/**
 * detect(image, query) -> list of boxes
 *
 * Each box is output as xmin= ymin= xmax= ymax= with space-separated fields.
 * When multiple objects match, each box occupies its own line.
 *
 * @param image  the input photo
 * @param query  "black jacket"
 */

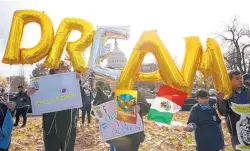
xmin=15 ymin=91 xmax=30 ymax=108
xmin=217 ymin=87 xmax=250 ymax=135
xmin=80 ymin=86 xmax=93 ymax=105
xmin=93 ymin=90 xmax=108 ymax=106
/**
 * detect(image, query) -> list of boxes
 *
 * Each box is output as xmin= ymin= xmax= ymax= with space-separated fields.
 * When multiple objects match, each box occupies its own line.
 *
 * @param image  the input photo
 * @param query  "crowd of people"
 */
xmin=1 ymin=60 xmax=250 ymax=151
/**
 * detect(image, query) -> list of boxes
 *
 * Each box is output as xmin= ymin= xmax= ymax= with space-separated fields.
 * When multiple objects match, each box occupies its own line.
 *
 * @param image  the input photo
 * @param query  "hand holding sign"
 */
xmin=30 ymin=72 xmax=82 ymax=115
xmin=115 ymin=90 xmax=138 ymax=124
xmin=27 ymin=87 xmax=37 ymax=97
xmin=93 ymin=100 xmax=144 ymax=142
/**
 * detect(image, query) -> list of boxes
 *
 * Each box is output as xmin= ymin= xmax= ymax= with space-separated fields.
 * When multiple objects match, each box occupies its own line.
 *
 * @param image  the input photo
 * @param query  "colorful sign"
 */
xmin=93 ymin=100 xmax=143 ymax=142
xmin=30 ymin=72 xmax=82 ymax=115
xmin=231 ymin=103 xmax=250 ymax=150
xmin=115 ymin=90 xmax=137 ymax=124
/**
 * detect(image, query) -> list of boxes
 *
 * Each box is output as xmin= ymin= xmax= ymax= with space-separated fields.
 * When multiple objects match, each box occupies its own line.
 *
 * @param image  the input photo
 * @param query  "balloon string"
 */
xmin=8 ymin=65 xmax=12 ymax=102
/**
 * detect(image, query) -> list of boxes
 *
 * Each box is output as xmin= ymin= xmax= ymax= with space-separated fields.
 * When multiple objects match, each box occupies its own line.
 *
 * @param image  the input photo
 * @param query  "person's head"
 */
xmin=196 ymin=89 xmax=209 ymax=104
xmin=133 ymin=86 xmax=138 ymax=91
xmin=6 ymin=101 xmax=16 ymax=112
xmin=243 ymin=73 xmax=250 ymax=86
xmin=49 ymin=69 xmax=56 ymax=75
xmin=51 ymin=60 xmax=72 ymax=74
xmin=229 ymin=70 xmax=243 ymax=89
xmin=18 ymin=86 xmax=24 ymax=92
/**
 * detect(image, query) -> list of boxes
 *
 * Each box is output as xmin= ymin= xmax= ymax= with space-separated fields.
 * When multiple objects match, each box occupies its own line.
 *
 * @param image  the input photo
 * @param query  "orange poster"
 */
xmin=115 ymin=89 xmax=137 ymax=124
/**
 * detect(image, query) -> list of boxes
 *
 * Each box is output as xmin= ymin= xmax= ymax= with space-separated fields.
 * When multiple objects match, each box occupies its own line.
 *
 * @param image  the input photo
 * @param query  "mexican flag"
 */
xmin=148 ymin=85 xmax=187 ymax=124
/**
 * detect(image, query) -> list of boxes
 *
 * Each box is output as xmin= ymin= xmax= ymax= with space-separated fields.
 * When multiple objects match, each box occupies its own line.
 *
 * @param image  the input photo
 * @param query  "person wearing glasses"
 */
xmin=216 ymin=70 xmax=250 ymax=151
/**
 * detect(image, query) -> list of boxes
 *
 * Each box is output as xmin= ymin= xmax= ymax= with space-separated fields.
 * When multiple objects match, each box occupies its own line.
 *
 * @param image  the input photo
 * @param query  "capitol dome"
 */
xmin=106 ymin=39 xmax=127 ymax=70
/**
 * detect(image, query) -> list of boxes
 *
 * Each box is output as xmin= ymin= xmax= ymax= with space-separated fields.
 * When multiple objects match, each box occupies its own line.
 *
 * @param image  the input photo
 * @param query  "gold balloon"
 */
xmin=138 ymin=71 xmax=161 ymax=82
xmin=117 ymin=31 xmax=231 ymax=98
xmin=2 ymin=10 xmax=54 ymax=64
xmin=180 ymin=38 xmax=231 ymax=98
xmin=44 ymin=18 xmax=95 ymax=73
xmin=206 ymin=38 xmax=232 ymax=99
xmin=180 ymin=37 xmax=203 ymax=97
xmin=116 ymin=30 xmax=188 ymax=90
xmin=198 ymin=51 xmax=211 ymax=78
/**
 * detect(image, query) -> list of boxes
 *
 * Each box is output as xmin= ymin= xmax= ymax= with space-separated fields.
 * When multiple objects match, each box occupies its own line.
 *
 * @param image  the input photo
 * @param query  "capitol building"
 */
xmin=106 ymin=39 xmax=127 ymax=70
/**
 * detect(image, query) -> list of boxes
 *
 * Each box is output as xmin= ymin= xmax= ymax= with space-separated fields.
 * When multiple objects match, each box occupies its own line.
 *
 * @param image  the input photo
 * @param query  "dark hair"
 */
xmin=94 ymin=86 xmax=108 ymax=105
xmin=229 ymin=70 xmax=241 ymax=80
xmin=49 ymin=60 xmax=71 ymax=75
xmin=1 ymin=88 xmax=4 ymax=93
xmin=196 ymin=89 xmax=209 ymax=98
xmin=18 ymin=86 xmax=23 ymax=89
xmin=49 ymin=69 xmax=56 ymax=75
xmin=243 ymin=73 xmax=250 ymax=81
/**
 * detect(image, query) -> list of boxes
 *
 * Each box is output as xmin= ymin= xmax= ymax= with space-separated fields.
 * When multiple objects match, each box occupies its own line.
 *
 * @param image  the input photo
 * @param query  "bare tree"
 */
xmin=215 ymin=15 xmax=250 ymax=73
xmin=194 ymin=72 xmax=213 ymax=90
xmin=6 ymin=76 xmax=28 ymax=92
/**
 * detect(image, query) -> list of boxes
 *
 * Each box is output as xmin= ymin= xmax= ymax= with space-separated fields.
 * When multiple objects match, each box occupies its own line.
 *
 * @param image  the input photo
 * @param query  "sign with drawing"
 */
xmin=93 ymin=100 xmax=144 ymax=142
xmin=231 ymin=103 xmax=250 ymax=151
xmin=115 ymin=89 xmax=138 ymax=124
xmin=30 ymin=72 xmax=82 ymax=115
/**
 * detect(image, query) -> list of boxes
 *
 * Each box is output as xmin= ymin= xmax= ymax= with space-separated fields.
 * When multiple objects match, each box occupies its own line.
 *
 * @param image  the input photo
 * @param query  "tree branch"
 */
xmin=216 ymin=33 xmax=234 ymax=42
xmin=242 ymin=44 xmax=250 ymax=52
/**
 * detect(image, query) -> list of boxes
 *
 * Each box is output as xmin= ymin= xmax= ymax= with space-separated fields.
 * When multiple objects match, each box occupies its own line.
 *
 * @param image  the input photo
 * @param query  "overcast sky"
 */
xmin=0 ymin=0 xmax=250 ymax=79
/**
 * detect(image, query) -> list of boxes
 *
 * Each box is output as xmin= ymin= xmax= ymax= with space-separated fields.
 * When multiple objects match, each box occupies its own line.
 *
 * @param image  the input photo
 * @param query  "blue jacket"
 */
xmin=0 ymin=107 xmax=14 ymax=149
xmin=188 ymin=103 xmax=224 ymax=151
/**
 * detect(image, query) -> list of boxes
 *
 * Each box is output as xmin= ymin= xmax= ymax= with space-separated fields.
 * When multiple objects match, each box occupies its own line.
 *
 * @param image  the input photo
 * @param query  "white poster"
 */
xmin=30 ymin=72 xmax=82 ymax=115
xmin=231 ymin=103 xmax=250 ymax=151
xmin=93 ymin=100 xmax=144 ymax=142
